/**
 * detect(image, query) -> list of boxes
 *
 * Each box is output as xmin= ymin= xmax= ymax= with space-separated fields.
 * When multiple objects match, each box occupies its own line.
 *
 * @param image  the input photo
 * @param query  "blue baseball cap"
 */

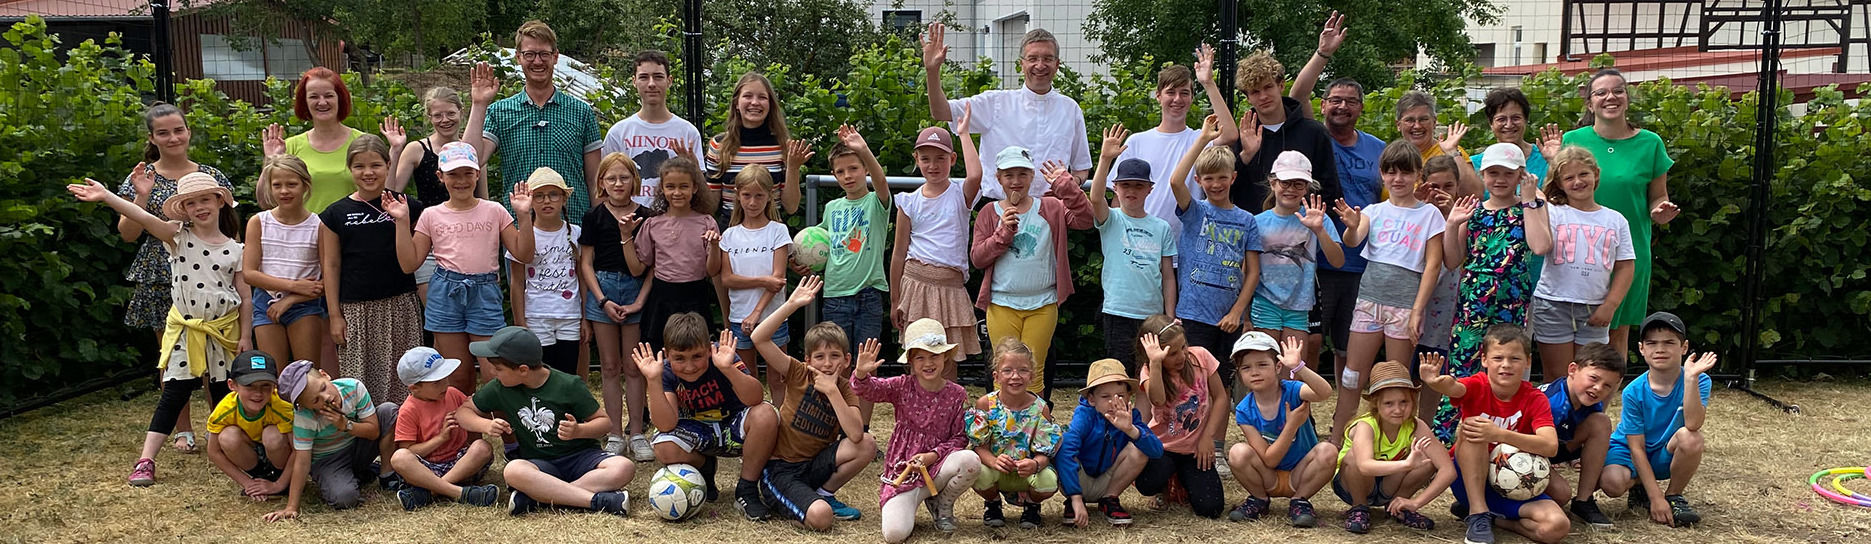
xmin=1112 ymin=158 xmax=1153 ymax=184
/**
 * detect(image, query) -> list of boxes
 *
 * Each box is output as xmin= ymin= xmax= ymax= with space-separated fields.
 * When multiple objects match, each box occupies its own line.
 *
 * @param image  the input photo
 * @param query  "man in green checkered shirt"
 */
xmin=465 ymin=20 xmax=603 ymax=224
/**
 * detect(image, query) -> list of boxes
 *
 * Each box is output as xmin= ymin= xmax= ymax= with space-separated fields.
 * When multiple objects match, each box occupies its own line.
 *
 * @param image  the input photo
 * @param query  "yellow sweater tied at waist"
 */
xmin=158 ymin=306 xmax=240 ymax=377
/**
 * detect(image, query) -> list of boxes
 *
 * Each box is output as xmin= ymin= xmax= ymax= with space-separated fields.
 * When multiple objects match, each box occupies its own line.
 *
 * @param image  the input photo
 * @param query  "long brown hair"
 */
xmin=713 ymin=72 xmax=789 ymax=172
xmin=1136 ymin=314 xmax=1195 ymax=402
xmin=142 ymin=103 xmax=186 ymax=163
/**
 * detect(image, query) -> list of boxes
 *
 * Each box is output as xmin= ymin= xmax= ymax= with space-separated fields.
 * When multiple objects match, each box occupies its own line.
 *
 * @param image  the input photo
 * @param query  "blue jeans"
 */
xmin=583 ymin=270 xmax=645 ymax=324
xmin=425 ymin=267 xmax=504 ymax=336
xmin=822 ymin=287 xmax=884 ymax=348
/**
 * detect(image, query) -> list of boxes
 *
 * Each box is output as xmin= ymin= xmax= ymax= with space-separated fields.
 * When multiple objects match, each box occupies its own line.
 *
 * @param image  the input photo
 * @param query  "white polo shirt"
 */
xmin=947 ymin=85 xmax=1093 ymax=200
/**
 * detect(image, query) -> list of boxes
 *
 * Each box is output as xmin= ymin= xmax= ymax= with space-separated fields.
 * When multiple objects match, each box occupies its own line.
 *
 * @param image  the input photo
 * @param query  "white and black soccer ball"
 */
xmin=1489 ymin=443 xmax=1553 ymax=501
xmin=647 ymin=463 xmax=709 ymax=521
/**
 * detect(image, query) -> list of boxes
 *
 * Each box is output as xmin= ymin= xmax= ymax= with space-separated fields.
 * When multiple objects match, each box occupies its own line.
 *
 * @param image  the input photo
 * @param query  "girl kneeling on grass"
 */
xmin=1333 ymin=360 xmax=1454 ymax=533
xmin=965 ymin=338 xmax=1063 ymax=529
xmin=1134 ymin=315 xmax=1230 ymax=519
xmin=71 ymin=171 xmax=247 ymax=486
xmin=853 ymin=318 xmax=981 ymax=543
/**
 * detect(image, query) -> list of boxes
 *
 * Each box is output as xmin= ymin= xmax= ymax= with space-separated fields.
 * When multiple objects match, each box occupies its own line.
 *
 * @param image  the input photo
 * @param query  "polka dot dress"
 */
xmin=161 ymin=228 xmax=243 ymax=382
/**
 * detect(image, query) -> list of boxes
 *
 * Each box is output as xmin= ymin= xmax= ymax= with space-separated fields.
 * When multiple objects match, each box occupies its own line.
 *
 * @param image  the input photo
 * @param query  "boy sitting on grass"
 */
xmin=389 ymin=347 xmax=499 ymax=510
xmin=749 ymin=275 xmax=876 ymax=529
xmin=636 ymin=312 xmax=782 ymax=520
xmin=265 ymin=359 xmax=399 ymax=521
xmin=205 ymin=350 xmax=295 ymax=501
xmin=1599 ymin=312 xmax=1715 ymax=528
xmin=456 ymin=326 xmax=636 ymax=516
xmin=1420 ymin=324 xmax=1569 ymax=544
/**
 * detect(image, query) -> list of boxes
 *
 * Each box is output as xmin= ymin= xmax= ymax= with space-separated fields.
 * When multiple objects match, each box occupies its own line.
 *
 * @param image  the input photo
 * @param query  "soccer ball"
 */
xmin=1489 ymin=443 xmax=1552 ymax=500
xmin=647 ymin=464 xmax=708 ymax=521
xmin=792 ymin=226 xmax=831 ymax=273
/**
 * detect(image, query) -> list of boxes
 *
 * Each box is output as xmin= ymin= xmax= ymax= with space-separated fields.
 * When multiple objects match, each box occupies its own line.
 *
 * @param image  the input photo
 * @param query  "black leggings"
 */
xmin=542 ymin=339 xmax=583 ymax=377
xmin=1136 ymin=451 xmax=1227 ymax=519
xmin=148 ymin=378 xmax=230 ymax=435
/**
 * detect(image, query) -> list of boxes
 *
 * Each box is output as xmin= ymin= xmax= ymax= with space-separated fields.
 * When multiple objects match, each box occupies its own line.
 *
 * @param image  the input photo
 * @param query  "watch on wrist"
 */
xmin=1521 ymin=199 xmax=1547 ymax=209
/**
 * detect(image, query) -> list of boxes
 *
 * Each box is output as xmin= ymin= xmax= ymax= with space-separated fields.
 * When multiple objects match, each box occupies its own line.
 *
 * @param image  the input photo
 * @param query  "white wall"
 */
xmin=868 ymin=0 xmax=1106 ymax=86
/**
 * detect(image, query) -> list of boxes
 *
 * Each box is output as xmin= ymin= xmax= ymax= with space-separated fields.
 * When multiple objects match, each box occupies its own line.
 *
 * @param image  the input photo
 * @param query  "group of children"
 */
xmin=73 ymin=49 xmax=1717 ymax=544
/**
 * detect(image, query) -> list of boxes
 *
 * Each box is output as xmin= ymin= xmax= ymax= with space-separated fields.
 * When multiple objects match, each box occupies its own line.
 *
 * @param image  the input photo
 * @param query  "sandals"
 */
xmin=170 ymin=431 xmax=199 ymax=454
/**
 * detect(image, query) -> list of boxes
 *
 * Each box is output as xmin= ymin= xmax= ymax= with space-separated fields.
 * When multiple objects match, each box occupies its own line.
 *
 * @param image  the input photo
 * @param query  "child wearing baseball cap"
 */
xmin=890 ymin=105 xmax=986 ymax=379
xmin=1223 ymin=331 xmax=1337 ymax=526
xmin=454 ymin=326 xmax=636 ymax=516
xmin=1087 ymin=124 xmax=1178 ymax=369
xmin=204 ymin=350 xmax=296 ymax=500
xmin=264 ymin=360 xmax=400 ymax=521
xmin=970 ymin=145 xmax=1095 ymax=399
xmin=387 ymin=347 xmax=499 ymax=511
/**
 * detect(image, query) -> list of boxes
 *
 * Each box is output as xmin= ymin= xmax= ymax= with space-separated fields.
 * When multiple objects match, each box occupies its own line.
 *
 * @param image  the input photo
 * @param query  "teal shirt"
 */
xmin=819 ymin=192 xmax=890 ymax=297
xmin=481 ymin=89 xmax=604 ymax=224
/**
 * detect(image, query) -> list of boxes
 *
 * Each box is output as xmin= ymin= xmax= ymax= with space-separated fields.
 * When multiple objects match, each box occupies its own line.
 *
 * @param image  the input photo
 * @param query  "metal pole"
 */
xmin=1217 ymin=0 xmax=1238 ymax=110
xmin=150 ymin=0 xmax=174 ymax=103
xmin=1737 ymin=0 xmax=1790 ymax=412
xmin=681 ymin=0 xmax=705 ymax=124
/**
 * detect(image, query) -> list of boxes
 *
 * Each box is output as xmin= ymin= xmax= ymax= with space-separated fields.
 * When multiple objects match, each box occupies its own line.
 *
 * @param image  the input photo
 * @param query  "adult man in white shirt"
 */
xmin=1117 ymin=44 xmax=1239 ymax=240
xmin=601 ymin=50 xmax=704 ymax=207
xmin=923 ymin=23 xmax=1092 ymax=200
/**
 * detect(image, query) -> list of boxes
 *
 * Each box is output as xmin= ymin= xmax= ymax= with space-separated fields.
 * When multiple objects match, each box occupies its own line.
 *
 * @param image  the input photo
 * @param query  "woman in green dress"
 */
xmin=1561 ymin=69 xmax=1680 ymax=356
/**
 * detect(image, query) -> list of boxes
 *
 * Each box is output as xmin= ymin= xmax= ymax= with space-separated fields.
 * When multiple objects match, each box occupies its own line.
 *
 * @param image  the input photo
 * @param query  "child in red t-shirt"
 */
xmin=1420 ymin=324 xmax=1569 ymax=544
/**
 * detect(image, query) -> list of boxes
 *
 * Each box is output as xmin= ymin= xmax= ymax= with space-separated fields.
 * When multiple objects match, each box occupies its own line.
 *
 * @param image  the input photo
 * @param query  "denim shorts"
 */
xmin=582 ymin=270 xmax=644 ymax=325
xmin=822 ymin=287 xmax=885 ymax=348
xmin=728 ymin=321 xmax=790 ymax=350
xmin=1251 ymin=296 xmax=1310 ymax=331
xmin=251 ymin=287 xmax=327 ymax=327
xmin=425 ymin=267 xmax=505 ymax=336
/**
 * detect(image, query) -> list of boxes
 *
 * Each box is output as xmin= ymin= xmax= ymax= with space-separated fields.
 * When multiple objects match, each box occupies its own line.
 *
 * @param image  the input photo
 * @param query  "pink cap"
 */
xmin=437 ymin=141 xmax=480 ymax=172
xmin=1270 ymin=151 xmax=1314 ymax=182
xmin=912 ymin=126 xmax=953 ymax=153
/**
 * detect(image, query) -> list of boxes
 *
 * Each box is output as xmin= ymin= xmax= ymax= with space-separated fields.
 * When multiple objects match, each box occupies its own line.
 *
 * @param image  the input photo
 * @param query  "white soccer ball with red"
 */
xmin=1489 ymin=443 xmax=1552 ymax=500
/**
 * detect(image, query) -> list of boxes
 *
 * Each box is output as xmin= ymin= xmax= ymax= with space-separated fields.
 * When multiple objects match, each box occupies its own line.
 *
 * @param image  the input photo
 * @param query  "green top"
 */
xmin=1561 ymin=127 xmax=1674 ymax=327
xmin=482 ymin=89 xmax=605 ymax=224
xmin=1336 ymin=413 xmax=1413 ymax=466
xmin=819 ymin=192 xmax=891 ymax=297
xmin=470 ymin=369 xmax=602 ymax=459
xmin=285 ymin=129 xmax=363 ymax=213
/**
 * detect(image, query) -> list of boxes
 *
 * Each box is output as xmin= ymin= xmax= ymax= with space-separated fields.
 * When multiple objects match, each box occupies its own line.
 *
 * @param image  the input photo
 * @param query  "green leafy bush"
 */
xmin=6 ymin=16 xmax=1868 ymax=405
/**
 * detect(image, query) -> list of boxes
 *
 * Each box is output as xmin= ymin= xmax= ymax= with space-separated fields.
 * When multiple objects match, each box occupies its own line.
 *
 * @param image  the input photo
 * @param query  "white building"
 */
xmin=866 ymin=1 xmax=1105 ymax=86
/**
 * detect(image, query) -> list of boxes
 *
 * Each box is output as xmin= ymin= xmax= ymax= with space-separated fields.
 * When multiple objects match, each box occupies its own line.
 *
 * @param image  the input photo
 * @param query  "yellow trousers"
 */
xmin=985 ymin=303 xmax=1058 ymax=394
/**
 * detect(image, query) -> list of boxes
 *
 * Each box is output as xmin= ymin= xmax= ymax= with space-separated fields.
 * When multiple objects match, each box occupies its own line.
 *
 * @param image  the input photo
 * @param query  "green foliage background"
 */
xmin=4 ymin=17 xmax=1867 ymax=405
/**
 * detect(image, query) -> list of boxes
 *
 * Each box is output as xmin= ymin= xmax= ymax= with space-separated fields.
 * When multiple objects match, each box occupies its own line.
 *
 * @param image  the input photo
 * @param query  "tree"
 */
xmin=196 ymin=0 xmax=484 ymax=65
xmin=701 ymin=0 xmax=885 ymax=79
xmin=1083 ymin=0 xmax=1499 ymax=90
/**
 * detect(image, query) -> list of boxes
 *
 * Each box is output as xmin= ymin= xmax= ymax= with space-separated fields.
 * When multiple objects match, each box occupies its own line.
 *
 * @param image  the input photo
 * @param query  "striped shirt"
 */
xmin=290 ymin=378 xmax=376 ymax=459
xmin=256 ymin=210 xmax=322 ymax=300
xmin=705 ymin=125 xmax=785 ymax=213
xmin=481 ymin=89 xmax=604 ymax=224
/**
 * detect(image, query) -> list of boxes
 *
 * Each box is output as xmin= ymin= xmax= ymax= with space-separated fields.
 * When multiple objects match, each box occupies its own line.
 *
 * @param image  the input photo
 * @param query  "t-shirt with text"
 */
xmin=415 ymin=199 xmax=514 ymax=275
xmin=1095 ymin=210 xmax=1177 ymax=319
xmin=1175 ymin=200 xmax=1262 ymax=326
xmin=661 ymin=353 xmax=753 ymax=423
xmin=819 ymin=192 xmax=890 ymax=297
xmin=506 ymin=223 xmax=582 ymax=319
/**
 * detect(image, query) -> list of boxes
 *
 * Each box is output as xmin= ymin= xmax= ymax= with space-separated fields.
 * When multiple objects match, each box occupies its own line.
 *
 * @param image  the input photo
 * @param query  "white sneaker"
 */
xmin=628 ymin=434 xmax=654 ymax=462
xmin=1215 ymin=450 xmax=1232 ymax=479
xmin=603 ymin=435 xmax=627 ymax=456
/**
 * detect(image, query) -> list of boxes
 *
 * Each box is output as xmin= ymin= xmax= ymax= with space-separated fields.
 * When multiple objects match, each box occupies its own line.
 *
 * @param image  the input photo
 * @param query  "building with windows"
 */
xmin=866 ymin=0 xmax=1107 ymax=84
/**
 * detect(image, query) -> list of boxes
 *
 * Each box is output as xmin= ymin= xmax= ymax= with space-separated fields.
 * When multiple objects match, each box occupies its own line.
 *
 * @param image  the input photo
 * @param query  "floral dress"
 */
xmin=114 ymin=165 xmax=232 ymax=329
xmin=852 ymin=374 xmax=970 ymax=505
xmin=1434 ymin=204 xmax=1534 ymax=442
xmin=964 ymin=391 xmax=1062 ymax=460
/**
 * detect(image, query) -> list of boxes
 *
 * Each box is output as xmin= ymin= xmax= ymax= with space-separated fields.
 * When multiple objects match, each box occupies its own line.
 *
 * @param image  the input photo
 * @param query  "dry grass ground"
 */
xmin=2 ymin=379 xmax=1867 ymax=544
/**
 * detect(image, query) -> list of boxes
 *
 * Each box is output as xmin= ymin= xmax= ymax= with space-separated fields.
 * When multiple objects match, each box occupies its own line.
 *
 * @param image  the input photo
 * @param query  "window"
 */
xmin=1474 ymin=43 xmax=1497 ymax=68
xmin=199 ymin=34 xmax=318 ymax=81
xmin=883 ymin=10 xmax=921 ymax=33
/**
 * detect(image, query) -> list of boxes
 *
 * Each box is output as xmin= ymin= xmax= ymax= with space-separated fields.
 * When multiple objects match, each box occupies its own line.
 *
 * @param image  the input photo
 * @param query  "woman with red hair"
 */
xmin=263 ymin=67 xmax=402 ymax=213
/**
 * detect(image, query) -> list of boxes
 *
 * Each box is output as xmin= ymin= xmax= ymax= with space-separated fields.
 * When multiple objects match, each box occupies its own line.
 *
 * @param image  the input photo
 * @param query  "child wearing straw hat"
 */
xmin=852 ymin=318 xmax=981 ymax=543
xmin=70 ymin=171 xmax=247 ymax=487
xmin=1056 ymin=358 xmax=1164 ymax=528
xmin=1332 ymin=360 xmax=1454 ymax=533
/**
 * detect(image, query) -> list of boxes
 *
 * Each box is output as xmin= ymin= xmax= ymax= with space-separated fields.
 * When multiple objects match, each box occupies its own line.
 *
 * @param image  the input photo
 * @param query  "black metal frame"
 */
xmin=1559 ymin=0 xmax=1866 ymax=71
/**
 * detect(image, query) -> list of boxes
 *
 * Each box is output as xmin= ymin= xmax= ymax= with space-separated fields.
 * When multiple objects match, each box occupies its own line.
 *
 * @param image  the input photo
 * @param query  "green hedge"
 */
xmin=4 ymin=17 xmax=1868 ymax=405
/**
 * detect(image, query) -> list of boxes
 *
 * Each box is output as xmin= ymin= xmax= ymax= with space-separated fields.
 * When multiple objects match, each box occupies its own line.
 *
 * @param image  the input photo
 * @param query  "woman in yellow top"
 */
xmin=261 ymin=67 xmax=404 ymax=213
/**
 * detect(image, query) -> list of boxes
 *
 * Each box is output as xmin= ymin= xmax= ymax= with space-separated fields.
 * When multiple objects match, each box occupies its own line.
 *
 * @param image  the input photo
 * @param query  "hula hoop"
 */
xmin=1808 ymin=467 xmax=1871 ymax=508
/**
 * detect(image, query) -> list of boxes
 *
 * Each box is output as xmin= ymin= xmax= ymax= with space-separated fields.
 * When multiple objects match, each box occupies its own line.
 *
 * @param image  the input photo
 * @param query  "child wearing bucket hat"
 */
xmin=1223 ymin=331 xmax=1336 ymax=526
xmin=406 ymin=141 xmax=538 ymax=393
xmin=1332 ymin=360 xmax=1453 ymax=534
xmin=70 ymin=171 xmax=246 ymax=487
xmin=851 ymin=318 xmax=981 ymax=542
xmin=970 ymin=145 xmax=1095 ymax=398
xmin=387 ymin=347 xmax=499 ymax=511
xmin=1057 ymin=357 xmax=1163 ymax=528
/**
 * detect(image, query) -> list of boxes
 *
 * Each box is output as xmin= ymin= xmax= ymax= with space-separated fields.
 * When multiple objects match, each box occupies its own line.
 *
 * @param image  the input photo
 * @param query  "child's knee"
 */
xmin=1581 ymin=412 xmax=1612 ymax=437
xmin=804 ymin=502 xmax=835 ymax=531
xmin=601 ymin=456 xmax=638 ymax=481
xmin=652 ymin=441 xmax=694 ymax=464
xmin=389 ymin=448 xmax=420 ymax=469
xmin=1533 ymin=511 xmax=1573 ymax=543
xmin=1599 ymin=466 xmax=1632 ymax=495
xmin=1307 ymin=442 xmax=1338 ymax=464
xmin=1671 ymin=428 xmax=1705 ymax=455
xmin=323 ymin=484 xmax=362 ymax=509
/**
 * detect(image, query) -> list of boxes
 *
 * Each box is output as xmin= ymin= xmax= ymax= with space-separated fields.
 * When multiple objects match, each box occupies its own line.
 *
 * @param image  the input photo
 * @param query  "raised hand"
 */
xmin=710 ymin=329 xmax=738 ymax=370
xmin=1194 ymin=43 xmax=1217 ymax=87
xmin=380 ymin=117 xmax=407 ymax=151
xmin=1447 ymin=195 xmax=1479 ymax=226
xmin=788 ymin=275 xmax=822 ymax=305
xmin=1539 ymin=123 xmax=1563 ymax=159
xmin=1417 ymin=351 xmax=1448 ymax=383
xmin=630 ymin=342 xmax=664 ymax=380
xmin=128 ymin=162 xmax=155 ymax=197
xmin=262 ymin=123 xmax=287 ymax=157
xmin=1684 ymin=352 xmax=1718 ymax=376
xmin=1102 ymin=405 xmax=1137 ymax=435
xmin=853 ymin=338 xmax=884 ymax=378
xmin=921 ymin=22 xmax=948 ymax=71
xmin=1100 ymin=125 xmax=1130 ymax=161
xmin=1334 ymin=198 xmax=1363 ymax=230
xmin=1199 ymin=113 xmax=1225 ymax=143
xmin=1300 ymin=194 xmax=1328 ymax=232
xmin=509 ymin=181 xmax=533 ymax=215
xmin=672 ymin=142 xmax=698 ymax=162
xmin=382 ymin=192 xmax=409 ymax=221
xmin=1408 ymin=436 xmax=1438 ymax=468
xmin=1140 ymin=332 xmax=1168 ymax=363
xmin=1236 ymin=110 xmax=1263 ymax=156
xmin=67 ymin=179 xmax=113 ymax=202
xmin=1519 ymin=170 xmax=1543 ymax=203
xmin=784 ymin=140 xmax=814 ymax=171
xmin=1279 ymin=335 xmax=1307 ymax=374
xmin=469 ymin=62 xmax=500 ymax=106
xmin=1650 ymin=200 xmax=1680 ymax=225
xmin=836 ymin=124 xmax=869 ymax=152
xmin=1316 ymin=11 xmax=1349 ymax=57
xmin=955 ymin=103 xmax=973 ymax=135
xmin=1439 ymin=121 xmax=1470 ymax=154
xmin=556 ymin=413 xmax=580 ymax=441
xmin=1420 ymin=184 xmax=1453 ymax=210
xmin=1039 ymin=159 xmax=1072 ymax=186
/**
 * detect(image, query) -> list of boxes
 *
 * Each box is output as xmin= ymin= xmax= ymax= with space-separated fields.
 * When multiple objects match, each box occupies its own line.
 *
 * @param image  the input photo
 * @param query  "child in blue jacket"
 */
xmin=1056 ymin=358 xmax=1164 ymax=527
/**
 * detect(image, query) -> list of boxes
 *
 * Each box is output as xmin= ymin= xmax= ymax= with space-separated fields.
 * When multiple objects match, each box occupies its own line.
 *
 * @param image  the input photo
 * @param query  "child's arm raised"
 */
xmin=1519 ymin=171 xmax=1552 ymax=256
xmin=957 ymin=105 xmax=983 ymax=204
xmin=754 ymin=275 xmax=820 ymax=378
xmin=1304 ymin=194 xmax=1346 ymax=268
xmin=1139 ymin=333 xmax=1171 ymax=407
xmin=68 ymin=179 xmax=181 ymax=244
xmin=501 ymin=182 xmax=537 ymax=264
xmin=1417 ymin=351 xmax=1467 ymax=399
xmin=1442 ymin=195 xmax=1475 ymax=271
xmin=782 ymin=140 xmax=813 ymax=217
xmin=838 ymin=125 xmax=892 ymax=210
xmin=1683 ymin=353 xmax=1716 ymax=432
xmin=1280 ymin=336 xmax=1334 ymax=402
xmin=708 ymin=329 xmax=765 ymax=406
xmin=115 ymin=164 xmax=154 ymax=243
xmin=1168 ymin=115 xmax=1225 ymax=212
xmin=1195 ymin=43 xmax=1241 ymax=145
xmin=630 ymin=343 xmax=680 ymax=432
xmin=1336 ymin=198 xmax=1368 ymax=247
xmin=385 ymin=193 xmax=423 ymax=274
xmin=1088 ymin=125 xmax=1128 ymax=226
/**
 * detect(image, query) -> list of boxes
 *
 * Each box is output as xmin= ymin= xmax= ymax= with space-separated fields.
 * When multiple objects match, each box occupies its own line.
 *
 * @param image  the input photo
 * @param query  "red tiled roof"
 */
xmin=0 ymin=0 xmax=218 ymax=18
xmin=1672 ymin=71 xmax=1871 ymax=101
xmin=1482 ymin=46 xmax=1843 ymax=76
